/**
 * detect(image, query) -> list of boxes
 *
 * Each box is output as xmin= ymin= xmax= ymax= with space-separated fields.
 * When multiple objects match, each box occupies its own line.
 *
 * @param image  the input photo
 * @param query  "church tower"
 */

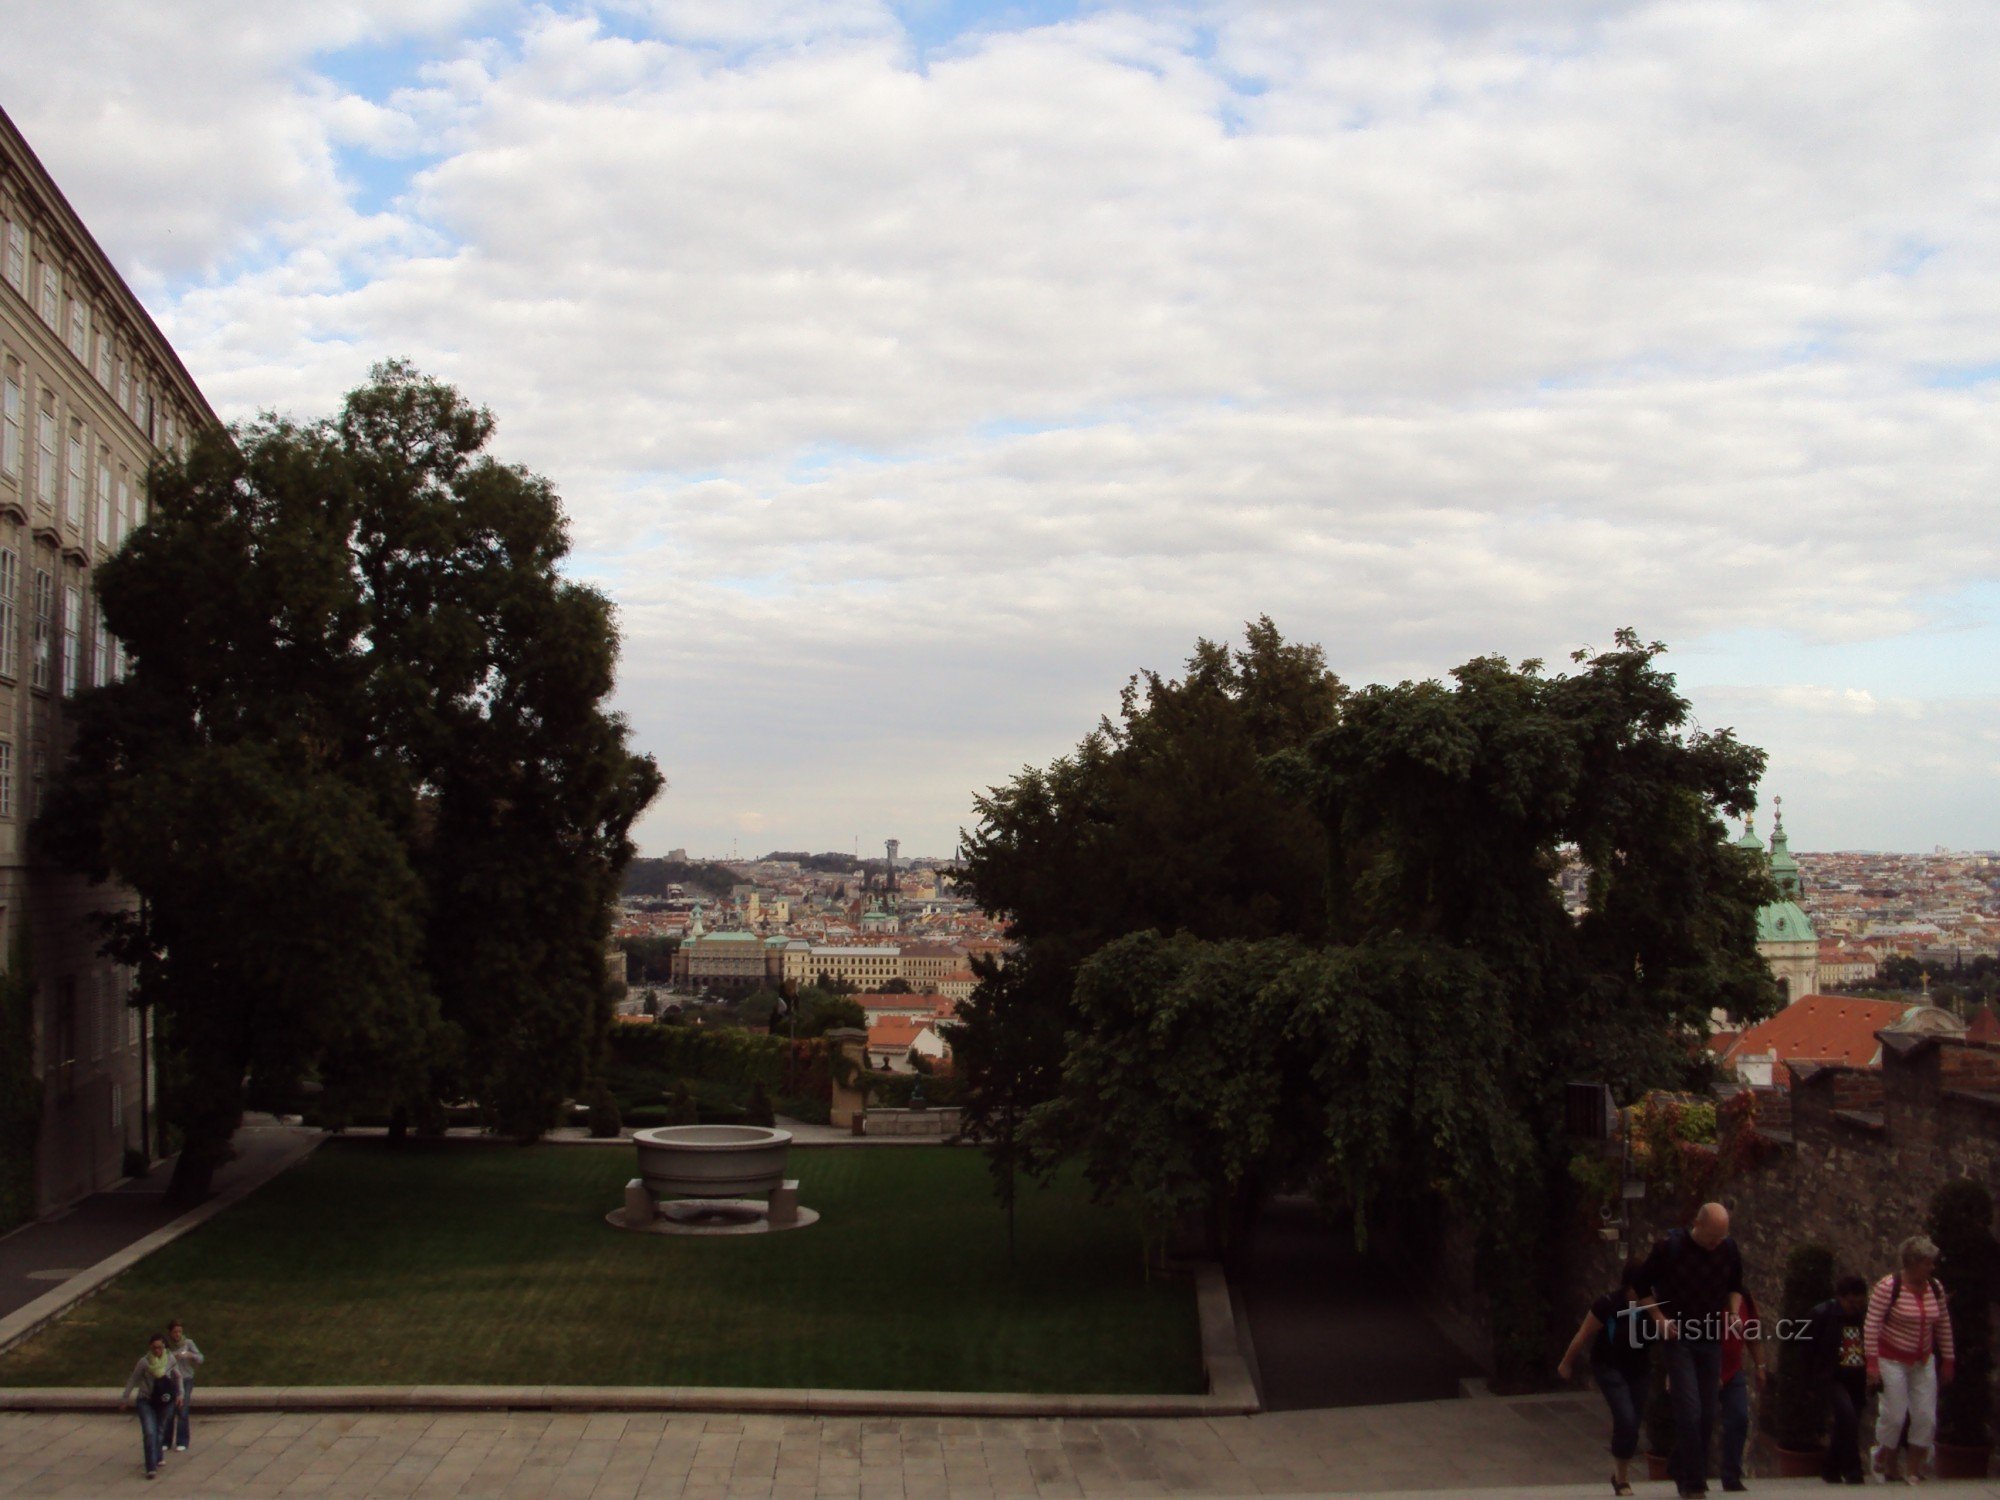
xmin=1750 ymin=800 xmax=1818 ymax=1003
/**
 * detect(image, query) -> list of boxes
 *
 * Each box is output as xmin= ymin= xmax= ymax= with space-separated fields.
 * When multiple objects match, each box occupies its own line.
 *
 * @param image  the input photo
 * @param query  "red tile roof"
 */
xmin=1968 ymin=1007 xmax=2000 ymax=1046
xmin=867 ymin=1017 xmax=933 ymax=1051
xmin=1724 ymin=994 xmax=1911 ymax=1081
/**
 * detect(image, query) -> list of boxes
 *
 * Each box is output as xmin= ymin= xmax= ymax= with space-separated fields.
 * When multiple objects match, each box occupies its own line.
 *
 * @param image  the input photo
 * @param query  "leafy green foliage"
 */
xmin=43 ymin=363 xmax=661 ymax=1187
xmin=0 ymin=935 xmax=41 ymax=1234
xmin=1774 ymin=1241 xmax=1836 ymax=1450
xmin=956 ymin=623 xmax=1773 ymax=1379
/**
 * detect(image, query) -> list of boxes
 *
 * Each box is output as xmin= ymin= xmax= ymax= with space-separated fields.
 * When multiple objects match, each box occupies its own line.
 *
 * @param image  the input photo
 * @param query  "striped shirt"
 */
xmin=1863 ymin=1272 xmax=1955 ymax=1377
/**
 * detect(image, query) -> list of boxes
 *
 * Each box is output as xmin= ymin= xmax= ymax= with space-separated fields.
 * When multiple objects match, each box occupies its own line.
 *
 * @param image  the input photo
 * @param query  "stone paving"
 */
xmin=0 ymin=1395 xmax=1618 ymax=1497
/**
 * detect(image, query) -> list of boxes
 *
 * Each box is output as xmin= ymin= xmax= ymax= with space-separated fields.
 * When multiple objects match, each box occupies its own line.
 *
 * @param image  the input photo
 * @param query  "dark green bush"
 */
xmin=1774 ymin=1241 xmax=1835 ymax=1451
xmin=586 ymin=1086 xmax=622 ymax=1139
xmin=745 ymin=1083 xmax=775 ymax=1127
xmin=1931 ymin=1177 xmax=1997 ymax=1448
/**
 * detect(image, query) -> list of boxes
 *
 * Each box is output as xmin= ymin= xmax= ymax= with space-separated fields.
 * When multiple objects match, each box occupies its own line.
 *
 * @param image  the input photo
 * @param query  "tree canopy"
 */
xmin=45 ymin=362 xmax=661 ymax=1194
xmin=953 ymin=624 xmax=1774 ymax=1377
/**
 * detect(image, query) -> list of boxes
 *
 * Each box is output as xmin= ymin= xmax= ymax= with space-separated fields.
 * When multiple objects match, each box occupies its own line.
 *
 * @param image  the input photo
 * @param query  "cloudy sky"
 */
xmin=6 ymin=0 xmax=1997 ymax=856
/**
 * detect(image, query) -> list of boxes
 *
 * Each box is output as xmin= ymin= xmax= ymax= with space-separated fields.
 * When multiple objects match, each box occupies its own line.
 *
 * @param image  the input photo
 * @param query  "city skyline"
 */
xmin=3 ymin=2 xmax=1996 ymax=855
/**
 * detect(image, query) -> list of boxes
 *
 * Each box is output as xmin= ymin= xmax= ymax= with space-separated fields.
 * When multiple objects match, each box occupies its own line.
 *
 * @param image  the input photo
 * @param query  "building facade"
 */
xmin=0 ymin=107 xmax=214 ymax=1216
xmin=1742 ymin=810 xmax=1820 ymax=1003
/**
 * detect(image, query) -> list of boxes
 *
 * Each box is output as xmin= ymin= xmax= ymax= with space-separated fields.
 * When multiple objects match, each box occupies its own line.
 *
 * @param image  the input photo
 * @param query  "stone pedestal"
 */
xmin=766 ymin=1178 xmax=800 ymax=1227
xmin=624 ymin=1177 xmax=657 ymax=1228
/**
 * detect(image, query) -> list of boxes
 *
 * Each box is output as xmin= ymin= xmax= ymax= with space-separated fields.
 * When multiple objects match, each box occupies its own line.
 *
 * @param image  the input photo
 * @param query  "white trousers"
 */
xmin=1874 ymin=1358 xmax=1938 ymax=1452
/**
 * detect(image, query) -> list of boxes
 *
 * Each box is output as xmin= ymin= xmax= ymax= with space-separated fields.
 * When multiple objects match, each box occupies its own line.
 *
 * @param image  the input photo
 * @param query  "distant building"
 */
xmin=1722 ymin=992 xmax=1966 ymax=1087
xmin=1741 ymin=808 xmax=1819 ymax=1002
xmin=2 ymin=106 xmax=216 ymax=1215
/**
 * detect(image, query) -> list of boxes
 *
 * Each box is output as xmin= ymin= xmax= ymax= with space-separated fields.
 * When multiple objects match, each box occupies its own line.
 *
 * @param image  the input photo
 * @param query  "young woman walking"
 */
xmin=1560 ymin=1259 xmax=1654 ymax=1496
xmin=118 ymin=1333 xmax=181 ymax=1480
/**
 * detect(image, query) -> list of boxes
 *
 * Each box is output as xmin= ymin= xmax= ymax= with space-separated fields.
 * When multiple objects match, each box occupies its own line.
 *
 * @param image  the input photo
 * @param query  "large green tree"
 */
xmin=955 ymin=626 xmax=1775 ymax=1379
xmin=45 ymin=363 xmax=660 ymax=1193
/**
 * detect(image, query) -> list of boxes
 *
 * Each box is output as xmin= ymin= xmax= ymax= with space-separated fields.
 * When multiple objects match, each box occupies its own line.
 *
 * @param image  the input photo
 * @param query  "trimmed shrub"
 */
xmin=587 ymin=1086 xmax=622 ymax=1139
xmin=1774 ymin=1241 xmax=1835 ymax=1451
xmin=1931 ymin=1177 xmax=1997 ymax=1448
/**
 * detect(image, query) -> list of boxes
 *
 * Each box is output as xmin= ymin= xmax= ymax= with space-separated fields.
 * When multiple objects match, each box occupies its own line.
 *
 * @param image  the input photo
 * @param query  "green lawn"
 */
xmin=0 ymin=1141 xmax=1201 ymax=1394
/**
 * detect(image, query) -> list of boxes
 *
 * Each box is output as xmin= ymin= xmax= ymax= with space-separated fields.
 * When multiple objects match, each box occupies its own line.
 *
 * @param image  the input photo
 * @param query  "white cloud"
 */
xmin=7 ymin=0 xmax=2000 ymax=853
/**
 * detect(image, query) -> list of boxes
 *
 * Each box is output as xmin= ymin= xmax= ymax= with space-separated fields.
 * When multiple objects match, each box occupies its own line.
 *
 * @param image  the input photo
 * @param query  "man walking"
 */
xmin=1637 ymin=1202 xmax=1745 ymax=1499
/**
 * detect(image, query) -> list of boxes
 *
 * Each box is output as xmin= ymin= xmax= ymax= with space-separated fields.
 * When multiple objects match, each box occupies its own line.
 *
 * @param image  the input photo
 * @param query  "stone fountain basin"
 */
xmin=632 ymin=1125 xmax=792 ymax=1199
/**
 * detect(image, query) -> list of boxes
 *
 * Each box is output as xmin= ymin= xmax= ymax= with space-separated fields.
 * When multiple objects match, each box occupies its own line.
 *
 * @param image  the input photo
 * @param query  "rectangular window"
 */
xmin=116 ymin=359 xmax=130 ymax=412
xmin=37 ymin=262 xmax=59 ymax=328
xmin=116 ymin=473 xmax=129 ymax=543
xmin=35 ymin=408 xmax=55 ymax=507
xmin=31 ymin=747 xmax=44 ymax=815
xmin=94 ymin=329 xmax=112 ymax=388
xmin=0 ymin=741 xmax=13 ymax=820
xmin=0 ymin=548 xmax=17 ymax=677
xmin=92 ymin=603 xmax=107 ymax=687
xmin=61 ymin=583 xmax=79 ymax=696
xmin=66 ymin=297 xmax=88 ymax=362
xmin=0 ymin=369 xmax=18 ymax=479
xmin=113 ymin=635 xmax=126 ymax=681
xmin=95 ymin=457 xmax=110 ymax=542
xmin=2 ymin=221 xmax=23 ymax=293
xmin=32 ymin=567 xmax=52 ymax=690
xmin=64 ymin=427 xmax=84 ymax=526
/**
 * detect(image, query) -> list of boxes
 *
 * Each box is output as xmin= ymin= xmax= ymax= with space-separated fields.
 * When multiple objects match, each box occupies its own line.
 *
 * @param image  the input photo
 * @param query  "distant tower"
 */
xmin=1749 ymin=798 xmax=1819 ymax=1004
xmin=885 ymin=839 xmax=900 ymax=895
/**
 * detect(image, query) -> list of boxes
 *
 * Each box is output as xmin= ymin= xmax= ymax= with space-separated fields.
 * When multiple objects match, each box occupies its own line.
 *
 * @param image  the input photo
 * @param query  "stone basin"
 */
xmin=632 ymin=1124 xmax=792 ymax=1199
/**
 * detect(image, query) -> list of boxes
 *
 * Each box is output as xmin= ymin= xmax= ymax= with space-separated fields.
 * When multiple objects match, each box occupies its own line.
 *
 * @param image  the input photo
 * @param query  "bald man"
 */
xmin=1636 ymin=1202 xmax=1746 ymax=1498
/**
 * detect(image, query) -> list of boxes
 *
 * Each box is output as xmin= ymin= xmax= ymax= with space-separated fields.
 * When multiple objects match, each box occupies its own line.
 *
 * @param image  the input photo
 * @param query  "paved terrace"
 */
xmin=5 ymin=1402 xmax=2000 ymax=1498
xmin=0 ymin=1396 xmax=1613 ymax=1497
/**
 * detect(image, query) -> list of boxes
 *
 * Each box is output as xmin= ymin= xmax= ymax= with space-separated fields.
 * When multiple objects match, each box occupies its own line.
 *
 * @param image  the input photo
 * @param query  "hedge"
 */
xmin=606 ymin=1025 xmax=830 ymax=1101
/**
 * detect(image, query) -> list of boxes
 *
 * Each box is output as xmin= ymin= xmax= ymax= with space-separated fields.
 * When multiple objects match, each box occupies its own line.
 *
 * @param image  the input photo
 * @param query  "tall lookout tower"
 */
xmin=884 ymin=838 xmax=900 ymax=895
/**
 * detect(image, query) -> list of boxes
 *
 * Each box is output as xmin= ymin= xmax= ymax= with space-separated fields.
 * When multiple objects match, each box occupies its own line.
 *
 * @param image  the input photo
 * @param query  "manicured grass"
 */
xmin=0 ymin=1141 xmax=1201 ymax=1394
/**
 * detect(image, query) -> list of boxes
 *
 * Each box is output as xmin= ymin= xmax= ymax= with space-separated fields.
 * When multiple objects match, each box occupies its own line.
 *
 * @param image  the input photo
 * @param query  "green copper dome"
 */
xmin=1756 ymin=899 xmax=1814 ymax=944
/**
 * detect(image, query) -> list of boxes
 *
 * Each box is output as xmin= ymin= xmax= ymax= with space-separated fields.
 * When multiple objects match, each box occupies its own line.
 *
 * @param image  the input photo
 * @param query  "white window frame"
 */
xmin=66 ymin=296 xmax=88 ymax=363
xmin=94 ymin=456 xmax=110 ymax=542
xmin=0 ymin=740 xmax=13 ymax=820
xmin=64 ymin=426 xmax=84 ymax=527
xmin=0 ymin=548 xmax=17 ymax=678
xmin=94 ymin=327 xmax=113 ymax=388
xmin=37 ymin=261 xmax=59 ymax=328
xmin=2 ymin=220 xmax=23 ymax=294
xmin=92 ymin=602 xmax=107 ymax=687
xmin=0 ymin=368 xmax=19 ymax=480
xmin=34 ymin=407 xmax=55 ymax=508
xmin=61 ymin=582 xmax=79 ymax=696
xmin=115 ymin=473 xmax=129 ymax=543
xmin=31 ymin=567 xmax=52 ymax=691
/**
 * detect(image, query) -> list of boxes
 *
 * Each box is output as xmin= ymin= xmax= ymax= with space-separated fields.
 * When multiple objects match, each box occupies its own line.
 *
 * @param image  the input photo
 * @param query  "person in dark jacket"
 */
xmin=1805 ymin=1275 xmax=1871 ymax=1485
xmin=118 ymin=1334 xmax=181 ymax=1480
xmin=1560 ymin=1258 xmax=1656 ymax=1496
xmin=1636 ymin=1202 xmax=1746 ymax=1499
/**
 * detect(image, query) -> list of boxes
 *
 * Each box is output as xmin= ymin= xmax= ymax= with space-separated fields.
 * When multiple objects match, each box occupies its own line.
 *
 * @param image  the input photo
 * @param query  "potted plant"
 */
xmin=1930 ymin=1178 xmax=1997 ymax=1479
xmin=1772 ymin=1241 xmax=1836 ymax=1476
xmin=1644 ymin=1349 xmax=1674 ymax=1481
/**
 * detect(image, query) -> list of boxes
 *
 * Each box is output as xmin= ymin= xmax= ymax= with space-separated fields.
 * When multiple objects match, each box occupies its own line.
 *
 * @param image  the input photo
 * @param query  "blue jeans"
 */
xmin=137 ymin=1400 xmax=165 ymax=1474
xmin=1667 ymin=1336 xmax=1723 ymax=1495
xmin=1594 ymin=1361 xmax=1642 ymax=1461
xmin=172 ymin=1377 xmax=192 ymax=1449
xmin=1719 ymin=1369 xmax=1749 ymax=1487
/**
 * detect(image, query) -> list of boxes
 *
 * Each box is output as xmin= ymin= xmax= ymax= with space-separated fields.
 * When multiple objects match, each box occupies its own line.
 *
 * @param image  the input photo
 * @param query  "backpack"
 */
xmin=147 ymin=1370 xmax=177 ymax=1409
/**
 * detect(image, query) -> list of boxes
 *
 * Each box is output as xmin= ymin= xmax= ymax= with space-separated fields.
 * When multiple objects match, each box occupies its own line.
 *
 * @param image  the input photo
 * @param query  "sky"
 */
xmin=4 ymin=0 xmax=1997 ymax=857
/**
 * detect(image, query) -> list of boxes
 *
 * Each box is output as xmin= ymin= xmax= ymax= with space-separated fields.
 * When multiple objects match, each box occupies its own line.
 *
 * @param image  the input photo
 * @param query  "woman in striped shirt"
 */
xmin=1865 ymin=1234 xmax=1957 ymax=1484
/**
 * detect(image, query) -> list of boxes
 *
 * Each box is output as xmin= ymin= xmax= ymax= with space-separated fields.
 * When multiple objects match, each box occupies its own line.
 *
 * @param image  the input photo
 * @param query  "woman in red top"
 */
xmin=1865 ymin=1234 xmax=1956 ymax=1483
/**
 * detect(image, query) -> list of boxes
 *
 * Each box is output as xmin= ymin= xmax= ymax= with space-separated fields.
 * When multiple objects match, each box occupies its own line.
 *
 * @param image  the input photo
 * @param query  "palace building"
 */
xmin=0 ymin=105 xmax=215 ymax=1216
